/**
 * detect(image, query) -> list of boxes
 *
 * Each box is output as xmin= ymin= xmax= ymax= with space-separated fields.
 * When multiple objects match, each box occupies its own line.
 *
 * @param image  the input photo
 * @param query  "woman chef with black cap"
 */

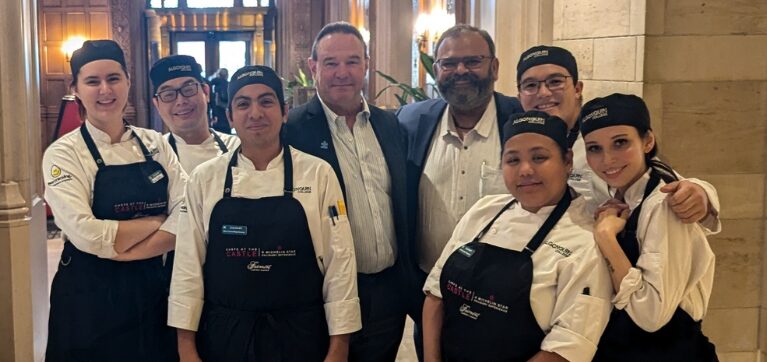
xmin=42 ymin=40 xmax=186 ymax=361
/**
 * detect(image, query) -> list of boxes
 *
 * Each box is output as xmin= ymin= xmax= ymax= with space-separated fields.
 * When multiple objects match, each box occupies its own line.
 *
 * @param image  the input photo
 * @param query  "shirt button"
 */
xmin=463 ymin=146 xmax=468 ymax=150
xmin=490 ymin=227 xmax=497 ymax=234
xmin=459 ymin=196 xmax=464 ymax=200
xmin=461 ymin=170 xmax=466 ymax=175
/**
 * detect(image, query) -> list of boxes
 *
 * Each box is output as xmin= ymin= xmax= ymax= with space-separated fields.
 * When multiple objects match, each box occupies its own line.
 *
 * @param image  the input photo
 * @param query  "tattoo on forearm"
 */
xmin=605 ymin=258 xmax=615 ymax=273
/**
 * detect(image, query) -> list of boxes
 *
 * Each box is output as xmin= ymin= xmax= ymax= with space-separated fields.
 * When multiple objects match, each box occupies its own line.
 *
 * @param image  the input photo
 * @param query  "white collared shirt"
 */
xmin=610 ymin=169 xmax=715 ymax=332
xmin=42 ymin=121 xmax=188 ymax=259
xmin=164 ymin=130 xmax=240 ymax=173
xmin=168 ymin=147 xmax=361 ymax=335
xmin=318 ymin=96 xmax=396 ymax=274
xmin=417 ymin=99 xmax=507 ymax=272
xmin=424 ymin=194 xmax=613 ymax=362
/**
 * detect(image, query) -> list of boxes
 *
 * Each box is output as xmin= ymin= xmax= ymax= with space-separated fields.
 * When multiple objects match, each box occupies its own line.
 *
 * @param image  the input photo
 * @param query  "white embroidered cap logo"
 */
xmin=522 ymin=49 xmax=549 ymax=62
xmin=168 ymin=65 xmax=192 ymax=72
xmin=582 ymin=108 xmax=608 ymax=123
xmin=237 ymin=70 xmax=264 ymax=80
xmin=512 ymin=116 xmax=546 ymax=125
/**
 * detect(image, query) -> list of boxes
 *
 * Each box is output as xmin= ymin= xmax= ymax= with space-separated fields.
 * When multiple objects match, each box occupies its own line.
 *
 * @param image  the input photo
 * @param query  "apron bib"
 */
xmin=594 ymin=170 xmax=718 ymax=362
xmin=439 ymin=191 xmax=571 ymax=362
xmin=46 ymin=123 xmax=176 ymax=362
xmin=196 ymin=146 xmax=328 ymax=362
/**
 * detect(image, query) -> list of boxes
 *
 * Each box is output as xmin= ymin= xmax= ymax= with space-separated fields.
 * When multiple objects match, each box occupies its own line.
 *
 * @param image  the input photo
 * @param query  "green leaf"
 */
xmin=420 ymin=51 xmax=436 ymax=79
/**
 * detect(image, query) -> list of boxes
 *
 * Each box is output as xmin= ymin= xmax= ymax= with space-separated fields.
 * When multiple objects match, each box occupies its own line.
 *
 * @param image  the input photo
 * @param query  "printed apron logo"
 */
xmin=459 ymin=304 xmax=480 ymax=320
xmin=246 ymin=261 xmax=272 ymax=272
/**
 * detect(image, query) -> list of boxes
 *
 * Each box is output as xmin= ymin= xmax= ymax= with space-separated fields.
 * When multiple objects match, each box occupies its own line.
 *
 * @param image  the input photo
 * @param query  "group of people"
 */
xmin=41 ymin=20 xmax=721 ymax=362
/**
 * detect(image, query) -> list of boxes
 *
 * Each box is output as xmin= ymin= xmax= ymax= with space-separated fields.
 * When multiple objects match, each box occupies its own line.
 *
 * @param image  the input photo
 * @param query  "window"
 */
xmin=150 ymin=0 xmax=178 ymax=8
xmin=243 ymin=0 xmax=270 ymax=6
xmin=187 ymin=0 xmax=234 ymax=8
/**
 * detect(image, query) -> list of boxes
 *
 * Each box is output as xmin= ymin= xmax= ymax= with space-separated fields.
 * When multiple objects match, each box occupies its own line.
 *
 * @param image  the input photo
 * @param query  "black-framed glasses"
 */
xmin=518 ymin=75 xmax=571 ymax=96
xmin=155 ymin=82 xmax=201 ymax=103
xmin=434 ymin=55 xmax=493 ymax=72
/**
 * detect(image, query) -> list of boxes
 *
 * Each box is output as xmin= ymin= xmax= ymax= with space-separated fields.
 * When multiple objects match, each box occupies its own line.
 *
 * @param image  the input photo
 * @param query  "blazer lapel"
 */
xmin=414 ymin=99 xmax=447 ymax=169
xmin=295 ymin=96 xmax=346 ymax=191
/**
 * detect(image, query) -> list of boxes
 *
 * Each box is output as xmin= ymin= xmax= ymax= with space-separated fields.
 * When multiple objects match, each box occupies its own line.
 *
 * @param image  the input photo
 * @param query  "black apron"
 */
xmin=46 ymin=124 xmax=177 ymax=362
xmin=164 ymin=129 xmax=229 ymax=283
xmin=439 ymin=190 xmax=572 ymax=362
xmin=593 ymin=170 xmax=718 ymax=362
xmin=196 ymin=146 xmax=329 ymax=362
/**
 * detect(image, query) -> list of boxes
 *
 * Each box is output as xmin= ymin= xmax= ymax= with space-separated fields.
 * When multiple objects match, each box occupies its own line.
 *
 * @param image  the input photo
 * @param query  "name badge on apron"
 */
xmin=222 ymin=224 xmax=248 ymax=236
xmin=148 ymin=170 xmax=165 ymax=184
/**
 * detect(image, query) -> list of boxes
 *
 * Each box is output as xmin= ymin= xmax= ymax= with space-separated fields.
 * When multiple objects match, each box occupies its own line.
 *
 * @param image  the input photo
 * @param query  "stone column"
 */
xmin=371 ymin=0 xmax=414 ymax=109
xmin=0 ymin=0 xmax=47 ymax=361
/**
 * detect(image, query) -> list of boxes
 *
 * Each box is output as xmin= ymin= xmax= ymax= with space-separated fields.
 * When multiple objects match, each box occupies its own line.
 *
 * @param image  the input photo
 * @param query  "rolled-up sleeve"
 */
xmin=317 ymin=166 xmax=361 ymax=335
xmin=541 ymin=246 xmax=613 ymax=362
xmin=43 ymin=143 xmax=120 ymax=259
xmin=167 ymin=171 xmax=207 ymax=331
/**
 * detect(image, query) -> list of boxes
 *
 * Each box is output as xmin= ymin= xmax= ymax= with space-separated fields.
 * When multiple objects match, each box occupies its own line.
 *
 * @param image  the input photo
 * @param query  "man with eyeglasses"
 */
xmin=516 ymin=45 xmax=721 ymax=230
xmin=396 ymin=24 xmax=524 ymax=360
xmin=150 ymin=55 xmax=240 ymax=174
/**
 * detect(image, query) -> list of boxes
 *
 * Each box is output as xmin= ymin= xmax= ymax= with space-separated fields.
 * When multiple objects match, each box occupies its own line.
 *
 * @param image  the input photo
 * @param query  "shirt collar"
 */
xmin=611 ymin=168 xmax=653 ymax=210
xmin=236 ymin=147 xmax=285 ymax=171
xmin=85 ymin=120 xmax=132 ymax=143
xmin=441 ymin=97 xmax=497 ymax=139
xmin=317 ymin=93 xmax=371 ymax=131
xmin=170 ymin=131 xmax=215 ymax=146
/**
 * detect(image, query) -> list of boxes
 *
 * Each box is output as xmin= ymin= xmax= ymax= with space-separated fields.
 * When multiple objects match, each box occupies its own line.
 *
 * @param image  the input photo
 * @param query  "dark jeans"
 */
xmin=349 ymin=266 xmax=408 ymax=362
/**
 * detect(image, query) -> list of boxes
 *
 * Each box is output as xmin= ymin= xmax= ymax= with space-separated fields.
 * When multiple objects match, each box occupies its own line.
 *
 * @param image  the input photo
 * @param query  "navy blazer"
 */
xmin=285 ymin=95 xmax=414 ymax=279
xmin=396 ymin=92 xmax=524 ymax=273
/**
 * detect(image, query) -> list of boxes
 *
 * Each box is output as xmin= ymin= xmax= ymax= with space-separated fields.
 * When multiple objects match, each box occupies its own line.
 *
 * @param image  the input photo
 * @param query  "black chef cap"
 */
xmin=228 ymin=65 xmax=285 ymax=111
xmin=580 ymin=93 xmax=651 ymax=137
xmin=70 ymin=40 xmax=126 ymax=79
xmin=503 ymin=111 xmax=569 ymax=154
xmin=150 ymin=55 xmax=204 ymax=93
xmin=516 ymin=45 xmax=578 ymax=83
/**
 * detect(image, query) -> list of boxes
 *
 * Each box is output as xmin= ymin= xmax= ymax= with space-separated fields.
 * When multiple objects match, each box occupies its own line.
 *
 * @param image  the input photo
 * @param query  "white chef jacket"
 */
xmin=163 ymin=130 xmax=240 ymax=173
xmin=168 ymin=146 xmax=361 ymax=336
xmin=42 ymin=121 xmax=187 ymax=259
xmin=424 ymin=193 xmax=613 ymax=362
xmin=569 ymin=133 xmax=721 ymax=234
xmin=417 ymin=99 xmax=507 ymax=272
xmin=612 ymin=169 xmax=715 ymax=332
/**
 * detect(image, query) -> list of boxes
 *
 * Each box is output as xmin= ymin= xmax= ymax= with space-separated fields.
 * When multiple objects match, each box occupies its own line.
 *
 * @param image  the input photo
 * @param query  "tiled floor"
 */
xmin=45 ymin=237 xmax=418 ymax=360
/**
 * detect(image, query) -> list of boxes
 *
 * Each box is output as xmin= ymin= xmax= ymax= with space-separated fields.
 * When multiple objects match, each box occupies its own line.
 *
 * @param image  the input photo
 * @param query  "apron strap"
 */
xmin=168 ymin=129 xmax=228 ymax=160
xmin=471 ymin=199 xmax=517 ymax=243
xmin=620 ymin=170 xmax=662 ymax=265
xmin=80 ymin=122 xmax=153 ymax=168
xmin=223 ymin=144 xmax=294 ymax=199
xmin=523 ymin=188 xmax=572 ymax=254
xmin=211 ymin=128 xmax=229 ymax=153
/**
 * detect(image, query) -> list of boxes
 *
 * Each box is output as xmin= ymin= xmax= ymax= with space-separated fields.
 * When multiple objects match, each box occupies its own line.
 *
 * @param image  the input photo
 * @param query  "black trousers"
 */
xmin=407 ymin=268 xmax=428 ymax=362
xmin=349 ymin=266 xmax=408 ymax=362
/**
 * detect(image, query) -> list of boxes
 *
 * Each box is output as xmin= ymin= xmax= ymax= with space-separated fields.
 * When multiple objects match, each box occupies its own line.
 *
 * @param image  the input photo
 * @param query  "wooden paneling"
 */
xmin=38 ymin=0 xmax=113 ymax=144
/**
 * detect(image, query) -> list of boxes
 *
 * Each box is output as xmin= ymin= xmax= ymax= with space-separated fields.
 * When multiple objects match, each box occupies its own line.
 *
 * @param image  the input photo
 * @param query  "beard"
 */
xmin=438 ymin=71 xmax=494 ymax=112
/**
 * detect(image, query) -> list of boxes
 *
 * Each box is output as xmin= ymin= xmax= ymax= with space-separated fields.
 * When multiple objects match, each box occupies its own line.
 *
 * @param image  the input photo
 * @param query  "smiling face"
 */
xmin=517 ymin=64 xmax=583 ymax=130
xmin=152 ymin=76 xmax=210 ymax=135
xmin=308 ymin=32 xmax=368 ymax=113
xmin=433 ymin=32 xmax=498 ymax=111
xmin=503 ymin=133 xmax=572 ymax=213
xmin=584 ymin=125 xmax=655 ymax=193
xmin=228 ymin=83 xmax=286 ymax=149
xmin=72 ymin=59 xmax=130 ymax=125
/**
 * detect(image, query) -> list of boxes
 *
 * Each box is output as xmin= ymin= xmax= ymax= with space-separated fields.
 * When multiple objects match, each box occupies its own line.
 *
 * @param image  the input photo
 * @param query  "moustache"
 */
xmin=440 ymin=73 xmax=482 ymax=91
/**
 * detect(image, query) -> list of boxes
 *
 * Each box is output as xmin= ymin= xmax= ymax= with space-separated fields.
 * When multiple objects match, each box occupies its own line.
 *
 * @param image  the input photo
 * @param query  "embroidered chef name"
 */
xmin=292 ymin=186 xmax=312 ymax=193
xmin=569 ymin=172 xmax=583 ymax=182
xmin=114 ymin=201 xmax=167 ymax=214
xmin=225 ymin=247 xmax=297 ymax=258
xmin=544 ymin=240 xmax=572 ymax=257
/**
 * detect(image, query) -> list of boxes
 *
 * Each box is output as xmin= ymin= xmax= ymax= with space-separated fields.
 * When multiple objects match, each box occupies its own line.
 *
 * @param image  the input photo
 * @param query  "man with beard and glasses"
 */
xmin=396 ymin=24 xmax=524 ymax=360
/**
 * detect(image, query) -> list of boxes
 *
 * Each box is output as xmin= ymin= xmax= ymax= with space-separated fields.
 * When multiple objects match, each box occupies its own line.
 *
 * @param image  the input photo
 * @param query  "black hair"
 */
xmin=433 ymin=24 xmax=496 ymax=58
xmin=310 ymin=21 xmax=368 ymax=60
xmin=637 ymin=128 xmax=678 ymax=183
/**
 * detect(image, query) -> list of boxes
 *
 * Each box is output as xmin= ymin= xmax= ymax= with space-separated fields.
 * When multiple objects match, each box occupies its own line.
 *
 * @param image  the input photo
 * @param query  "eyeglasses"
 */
xmin=434 ymin=55 xmax=493 ymax=72
xmin=155 ymin=82 xmax=201 ymax=103
xmin=518 ymin=75 xmax=571 ymax=96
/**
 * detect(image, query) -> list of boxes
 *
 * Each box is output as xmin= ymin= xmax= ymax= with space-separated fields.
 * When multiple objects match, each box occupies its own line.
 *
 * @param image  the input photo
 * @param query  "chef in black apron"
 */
xmin=42 ymin=40 xmax=186 ymax=361
xmin=168 ymin=65 xmax=361 ymax=362
xmin=578 ymin=94 xmax=717 ymax=362
xmin=421 ymin=111 xmax=612 ymax=362
xmin=150 ymin=55 xmax=240 ymax=174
